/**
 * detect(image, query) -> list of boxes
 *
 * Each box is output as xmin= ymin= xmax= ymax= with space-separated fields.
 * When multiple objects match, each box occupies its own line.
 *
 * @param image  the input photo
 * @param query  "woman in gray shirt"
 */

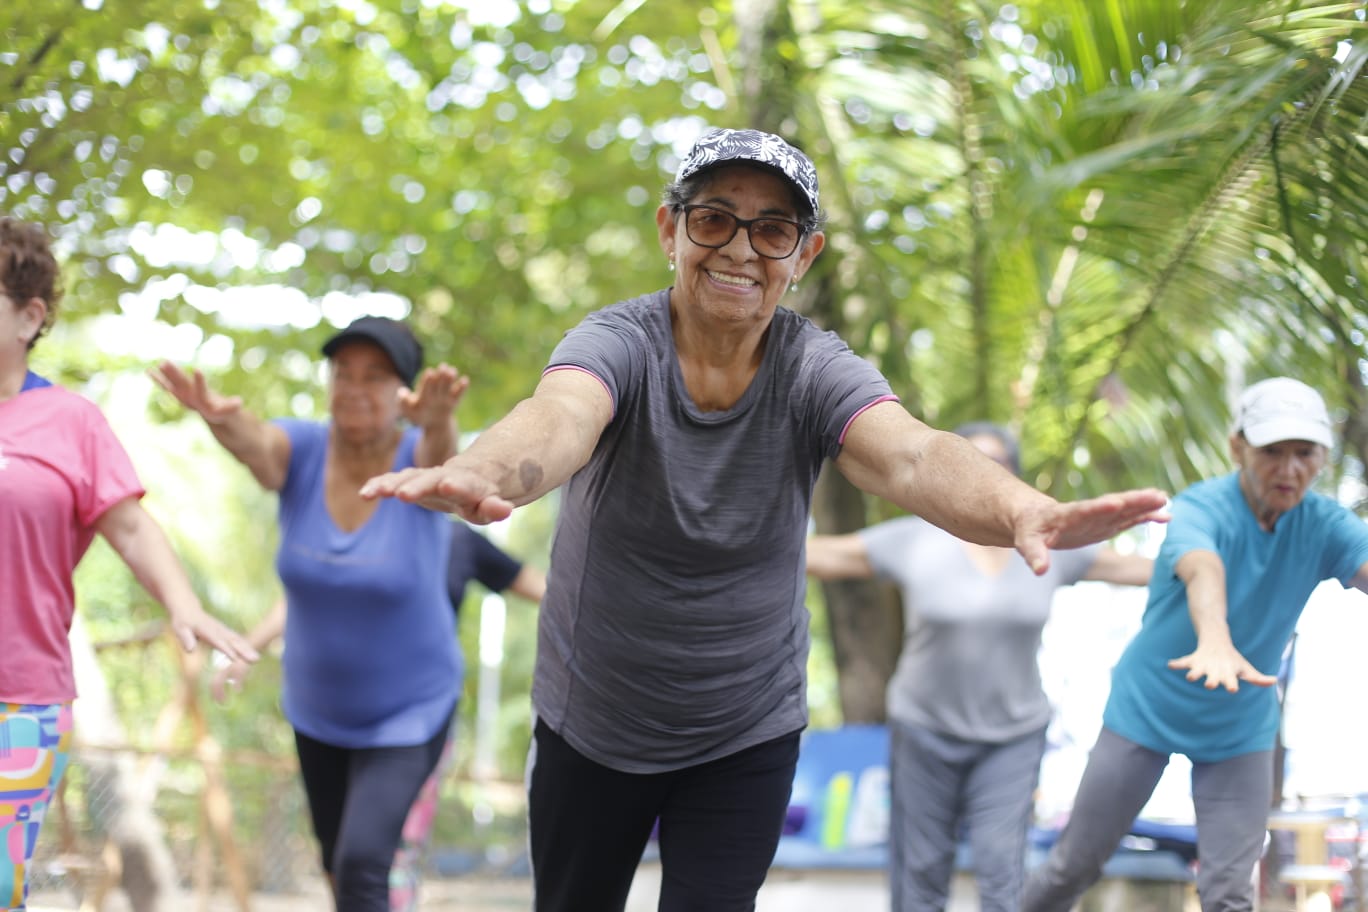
xmin=361 ymin=131 xmax=1167 ymax=912
xmin=807 ymin=423 xmax=1152 ymax=912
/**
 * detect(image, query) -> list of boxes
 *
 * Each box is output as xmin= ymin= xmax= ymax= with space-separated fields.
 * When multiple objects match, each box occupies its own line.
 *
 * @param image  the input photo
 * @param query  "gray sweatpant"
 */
xmin=1021 ymin=727 xmax=1271 ymax=912
xmin=889 ymin=718 xmax=1047 ymax=912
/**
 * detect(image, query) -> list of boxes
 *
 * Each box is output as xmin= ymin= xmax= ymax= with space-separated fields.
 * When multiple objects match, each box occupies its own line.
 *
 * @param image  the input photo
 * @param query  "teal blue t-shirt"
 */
xmin=1104 ymin=472 xmax=1368 ymax=762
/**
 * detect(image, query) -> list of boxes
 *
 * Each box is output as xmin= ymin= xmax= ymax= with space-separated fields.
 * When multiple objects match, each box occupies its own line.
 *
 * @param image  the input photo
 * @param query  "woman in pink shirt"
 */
xmin=0 ymin=216 xmax=257 ymax=911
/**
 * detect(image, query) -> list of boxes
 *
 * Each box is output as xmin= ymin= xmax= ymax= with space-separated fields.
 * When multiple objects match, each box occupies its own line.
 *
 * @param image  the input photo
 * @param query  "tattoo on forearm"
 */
xmin=518 ymin=459 xmax=544 ymax=494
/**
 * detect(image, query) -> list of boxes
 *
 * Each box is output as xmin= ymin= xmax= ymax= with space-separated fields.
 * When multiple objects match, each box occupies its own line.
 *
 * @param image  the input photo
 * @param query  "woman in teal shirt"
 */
xmin=1023 ymin=377 xmax=1368 ymax=912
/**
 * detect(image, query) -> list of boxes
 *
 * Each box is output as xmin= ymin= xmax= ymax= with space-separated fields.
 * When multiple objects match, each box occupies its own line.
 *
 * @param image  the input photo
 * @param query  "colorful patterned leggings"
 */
xmin=0 ymin=702 xmax=74 ymax=911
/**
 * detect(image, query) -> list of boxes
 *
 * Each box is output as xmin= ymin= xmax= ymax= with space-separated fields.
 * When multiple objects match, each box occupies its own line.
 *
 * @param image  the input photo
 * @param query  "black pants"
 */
xmin=294 ymin=712 xmax=452 ymax=912
xmin=528 ymin=719 xmax=801 ymax=912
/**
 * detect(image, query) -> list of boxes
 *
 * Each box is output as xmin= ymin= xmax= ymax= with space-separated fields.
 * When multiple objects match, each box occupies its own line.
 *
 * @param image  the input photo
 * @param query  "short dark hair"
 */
xmin=0 ymin=216 xmax=61 ymax=349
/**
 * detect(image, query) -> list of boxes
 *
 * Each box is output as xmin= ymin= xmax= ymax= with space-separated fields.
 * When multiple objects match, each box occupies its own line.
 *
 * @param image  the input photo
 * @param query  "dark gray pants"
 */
xmin=1021 ymin=727 xmax=1271 ymax=912
xmin=889 ymin=718 xmax=1047 ymax=912
xmin=294 ymin=714 xmax=453 ymax=912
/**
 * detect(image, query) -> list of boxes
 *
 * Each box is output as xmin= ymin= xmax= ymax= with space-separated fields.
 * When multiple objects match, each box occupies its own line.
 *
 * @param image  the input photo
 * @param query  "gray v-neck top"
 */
xmin=532 ymin=289 xmax=894 ymax=772
xmin=862 ymin=516 xmax=1099 ymax=742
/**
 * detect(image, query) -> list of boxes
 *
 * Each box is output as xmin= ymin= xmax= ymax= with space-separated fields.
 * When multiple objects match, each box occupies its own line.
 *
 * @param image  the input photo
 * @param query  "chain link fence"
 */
xmin=26 ymin=743 xmax=532 ymax=911
xmin=28 ymin=750 xmax=319 ymax=906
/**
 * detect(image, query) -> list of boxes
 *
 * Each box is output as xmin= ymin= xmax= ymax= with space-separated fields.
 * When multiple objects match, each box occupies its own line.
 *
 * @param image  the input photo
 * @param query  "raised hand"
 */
xmin=399 ymin=362 xmax=470 ymax=430
xmin=149 ymin=360 xmax=243 ymax=424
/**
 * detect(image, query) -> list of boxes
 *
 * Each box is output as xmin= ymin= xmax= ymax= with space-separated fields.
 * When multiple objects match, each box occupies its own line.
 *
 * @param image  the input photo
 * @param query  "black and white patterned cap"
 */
xmin=675 ymin=128 xmax=820 ymax=215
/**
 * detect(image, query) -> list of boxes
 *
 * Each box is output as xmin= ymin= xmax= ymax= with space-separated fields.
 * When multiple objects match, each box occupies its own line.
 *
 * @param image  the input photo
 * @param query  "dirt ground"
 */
xmin=27 ymin=863 xmax=893 ymax=912
xmin=27 ymin=877 xmax=523 ymax=912
xmin=32 ymin=862 xmax=1278 ymax=912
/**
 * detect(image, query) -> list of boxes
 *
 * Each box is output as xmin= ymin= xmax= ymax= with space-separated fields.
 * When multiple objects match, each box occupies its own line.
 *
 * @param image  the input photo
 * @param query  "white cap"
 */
xmin=1233 ymin=377 xmax=1334 ymax=448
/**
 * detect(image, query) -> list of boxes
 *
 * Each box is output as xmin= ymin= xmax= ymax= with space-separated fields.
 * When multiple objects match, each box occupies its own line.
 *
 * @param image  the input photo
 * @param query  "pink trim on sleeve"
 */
xmin=542 ymin=365 xmax=617 ymax=418
xmin=838 ymin=395 xmax=900 ymax=445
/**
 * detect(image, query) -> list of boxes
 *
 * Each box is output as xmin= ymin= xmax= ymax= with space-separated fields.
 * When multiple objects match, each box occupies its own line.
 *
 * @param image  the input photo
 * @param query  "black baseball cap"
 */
xmin=321 ymin=316 xmax=423 ymax=386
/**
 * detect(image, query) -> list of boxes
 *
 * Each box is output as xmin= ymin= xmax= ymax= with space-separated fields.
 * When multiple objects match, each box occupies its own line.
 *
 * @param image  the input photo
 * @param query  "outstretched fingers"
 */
xmin=174 ymin=615 xmax=259 ymax=666
xmin=1085 ymin=488 xmax=1170 ymax=528
xmin=148 ymin=361 xmax=242 ymax=421
xmin=398 ymin=363 xmax=471 ymax=422
xmin=1014 ymin=488 xmax=1169 ymax=576
xmin=148 ymin=360 xmax=192 ymax=403
xmin=360 ymin=466 xmax=447 ymax=503
xmin=1056 ymin=489 xmax=1169 ymax=548
xmin=1113 ymin=488 xmax=1171 ymax=525
xmin=361 ymin=467 xmax=415 ymax=499
xmin=359 ymin=466 xmax=514 ymax=522
xmin=1166 ymin=651 xmax=1276 ymax=693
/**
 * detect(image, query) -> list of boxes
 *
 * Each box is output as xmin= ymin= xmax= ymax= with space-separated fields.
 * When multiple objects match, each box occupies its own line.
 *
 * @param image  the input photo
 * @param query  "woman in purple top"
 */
xmin=361 ymin=128 xmax=1168 ymax=912
xmin=152 ymin=317 xmax=468 ymax=912
xmin=209 ymin=523 xmax=547 ymax=912
xmin=0 ymin=216 xmax=256 ymax=910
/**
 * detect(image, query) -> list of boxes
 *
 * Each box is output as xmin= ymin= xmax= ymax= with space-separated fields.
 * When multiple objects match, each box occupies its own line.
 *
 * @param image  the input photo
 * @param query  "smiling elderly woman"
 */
xmin=1024 ymin=377 xmax=1368 ymax=912
xmin=361 ymin=127 xmax=1168 ymax=912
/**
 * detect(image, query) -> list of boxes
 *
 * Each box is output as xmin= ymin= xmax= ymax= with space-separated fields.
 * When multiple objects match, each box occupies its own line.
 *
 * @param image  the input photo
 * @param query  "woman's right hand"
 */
xmin=210 ymin=657 xmax=255 ymax=704
xmin=149 ymin=361 xmax=244 ymax=424
xmin=360 ymin=463 xmax=515 ymax=523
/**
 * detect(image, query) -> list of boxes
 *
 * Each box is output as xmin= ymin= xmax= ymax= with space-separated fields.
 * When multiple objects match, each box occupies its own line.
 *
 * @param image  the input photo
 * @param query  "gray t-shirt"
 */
xmin=533 ymin=289 xmax=894 ymax=773
xmin=862 ymin=516 xmax=1100 ymax=742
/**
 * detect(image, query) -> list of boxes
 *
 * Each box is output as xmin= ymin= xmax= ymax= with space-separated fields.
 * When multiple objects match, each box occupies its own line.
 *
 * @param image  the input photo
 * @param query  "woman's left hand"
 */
xmin=1167 ymin=642 xmax=1277 ymax=692
xmin=399 ymin=363 xmax=470 ymax=429
xmin=1014 ymin=489 xmax=1169 ymax=575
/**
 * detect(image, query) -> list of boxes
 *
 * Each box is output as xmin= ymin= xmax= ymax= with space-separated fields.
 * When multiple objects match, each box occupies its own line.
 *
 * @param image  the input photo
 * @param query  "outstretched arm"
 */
xmin=361 ymin=369 xmax=613 ymax=523
xmin=835 ymin=402 xmax=1168 ymax=575
xmin=149 ymin=361 xmax=291 ymax=491
xmin=806 ymin=534 xmax=875 ymax=580
xmin=1165 ymin=549 xmax=1277 ymax=692
xmin=95 ymin=497 xmax=259 ymax=665
xmin=508 ymin=565 xmax=548 ymax=603
xmin=1081 ymin=547 xmax=1154 ymax=586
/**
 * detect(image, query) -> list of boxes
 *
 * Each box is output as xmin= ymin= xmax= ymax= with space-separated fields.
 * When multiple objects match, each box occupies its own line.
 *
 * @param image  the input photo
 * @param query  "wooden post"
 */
xmin=167 ymin=634 xmax=253 ymax=912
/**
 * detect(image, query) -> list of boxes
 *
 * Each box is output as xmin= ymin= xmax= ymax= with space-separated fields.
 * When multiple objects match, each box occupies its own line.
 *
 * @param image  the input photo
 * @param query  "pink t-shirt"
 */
xmin=0 ymin=385 xmax=145 ymax=703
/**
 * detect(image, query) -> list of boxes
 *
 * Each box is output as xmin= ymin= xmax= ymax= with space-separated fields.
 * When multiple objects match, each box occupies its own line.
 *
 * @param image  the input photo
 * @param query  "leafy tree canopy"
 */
xmin=5 ymin=0 xmax=1367 ymax=729
xmin=5 ymin=0 xmax=1364 ymax=496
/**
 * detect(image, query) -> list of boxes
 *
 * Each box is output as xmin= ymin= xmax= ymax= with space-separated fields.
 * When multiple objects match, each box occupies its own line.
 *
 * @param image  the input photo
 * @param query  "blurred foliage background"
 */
xmin=4 ymin=0 xmax=1366 ymax=894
